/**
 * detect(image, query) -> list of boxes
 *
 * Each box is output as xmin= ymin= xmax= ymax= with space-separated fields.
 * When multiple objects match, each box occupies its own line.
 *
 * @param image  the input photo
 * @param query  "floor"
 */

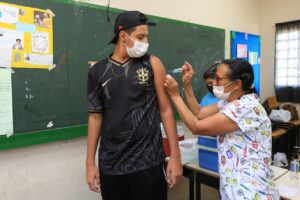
xmin=167 ymin=121 xmax=220 ymax=200
xmin=168 ymin=177 xmax=220 ymax=200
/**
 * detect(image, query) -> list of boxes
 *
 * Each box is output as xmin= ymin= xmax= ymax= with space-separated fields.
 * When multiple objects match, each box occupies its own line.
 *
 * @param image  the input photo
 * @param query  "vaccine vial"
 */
xmin=290 ymin=152 xmax=299 ymax=180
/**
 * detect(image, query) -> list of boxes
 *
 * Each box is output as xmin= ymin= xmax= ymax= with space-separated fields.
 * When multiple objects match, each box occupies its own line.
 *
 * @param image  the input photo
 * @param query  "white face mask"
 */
xmin=213 ymin=81 xmax=234 ymax=101
xmin=124 ymin=34 xmax=149 ymax=58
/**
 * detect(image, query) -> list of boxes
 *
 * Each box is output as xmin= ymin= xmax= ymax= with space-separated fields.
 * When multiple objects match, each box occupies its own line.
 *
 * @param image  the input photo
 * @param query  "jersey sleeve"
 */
xmin=87 ymin=67 xmax=104 ymax=113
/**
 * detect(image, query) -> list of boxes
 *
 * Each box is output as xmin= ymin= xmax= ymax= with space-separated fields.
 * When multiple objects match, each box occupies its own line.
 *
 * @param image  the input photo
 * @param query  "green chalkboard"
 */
xmin=148 ymin=18 xmax=225 ymax=102
xmin=0 ymin=0 xmax=224 ymax=150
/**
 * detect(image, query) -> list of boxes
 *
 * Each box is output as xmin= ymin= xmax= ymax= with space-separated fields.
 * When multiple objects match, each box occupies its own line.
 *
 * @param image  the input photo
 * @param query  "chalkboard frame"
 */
xmin=0 ymin=0 xmax=224 ymax=150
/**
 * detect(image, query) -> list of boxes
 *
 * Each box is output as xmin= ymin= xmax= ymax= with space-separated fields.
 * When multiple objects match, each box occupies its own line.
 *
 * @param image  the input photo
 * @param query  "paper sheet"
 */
xmin=16 ymin=22 xmax=36 ymax=33
xmin=24 ymin=53 xmax=53 ymax=65
xmin=0 ymin=4 xmax=19 ymax=24
xmin=34 ymin=11 xmax=52 ymax=29
xmin=237 ymin=44 xmax=247 ymax=58
xmin=277 ymin=184 xmax=298 ymax=198
xmin=32 ymin=32 xmax=49 ymax=53
xmin=248 ymin=51 xmax=258 ymax=65
xmin=0 ymin=28 xmax=24 ymax=67
xmin=0 ymin=68 xmax=13 ymax=136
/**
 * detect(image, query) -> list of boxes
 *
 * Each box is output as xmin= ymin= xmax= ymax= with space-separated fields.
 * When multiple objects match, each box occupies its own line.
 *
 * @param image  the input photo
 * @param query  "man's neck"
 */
xmin=111 ymin=44 xmax=130 ymax=64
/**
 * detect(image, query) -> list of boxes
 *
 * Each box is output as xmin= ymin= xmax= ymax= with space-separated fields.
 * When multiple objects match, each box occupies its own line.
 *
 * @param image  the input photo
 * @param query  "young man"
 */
xmin=86 ymin=11 xmax=182 ymax=200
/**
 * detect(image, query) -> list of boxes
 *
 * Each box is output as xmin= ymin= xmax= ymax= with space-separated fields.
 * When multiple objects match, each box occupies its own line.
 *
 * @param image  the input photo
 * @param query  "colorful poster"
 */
xmin=248 ymin=51 xmax=258 ymax=65
xmin=231 ymin=31 xmax=261 ymax=96
xmin=0 ymin=4 xmax=19 ymax=24
xmin=32 ymin=32 xmax=49 ymax=53
xmin=34 ymin=10 xmax=52 ymax=29
xmin=0 ymin=2 xmax=53 ymax=69
xmin=0 ymin=68 xmax=13 ymax=136
xmin=0 ymin=28 xmax=24 ymax=67
xmin=237 ymin=44 xmax=247 ymax=58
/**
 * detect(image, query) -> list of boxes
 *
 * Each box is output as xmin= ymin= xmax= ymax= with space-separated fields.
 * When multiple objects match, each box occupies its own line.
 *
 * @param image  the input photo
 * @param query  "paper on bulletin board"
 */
xmin=248 ymin=51 xmax=258 ymax=65
xmin=237 ymin=44 xmax=247 ymax=58
xmin=32 ymin=32 xmax=49 ymax=53
xmin=0 ymin=4 xmax=19 ymax=24
xmin=0 ymin=68 xmax=13 ymax=136
xmin=0 ymin=28 xmax=24 ymax=67
xmin=24 ymin=53 xmax=53 ymax=65
xmin=16 ymin=22 xmax=36 ymax=33
xmin=0 ymin=2 xmax=53 ymax=69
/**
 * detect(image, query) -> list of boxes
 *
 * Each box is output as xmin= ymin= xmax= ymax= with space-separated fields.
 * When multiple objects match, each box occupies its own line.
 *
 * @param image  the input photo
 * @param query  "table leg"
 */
xmin=195 ymin=171 xmax=219 ymax=200
xmin=183 ymin=167 xmax=195 ymax=200
xmin=189 ymin=170 xmax=195 ymax=200
xmin=196 ymin=174 xmax=201 ymax=200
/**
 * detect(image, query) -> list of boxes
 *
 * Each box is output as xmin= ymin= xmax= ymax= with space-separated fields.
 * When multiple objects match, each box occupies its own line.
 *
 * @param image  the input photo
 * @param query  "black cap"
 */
xmin=110 ymin=11 xmax=156 ymax=44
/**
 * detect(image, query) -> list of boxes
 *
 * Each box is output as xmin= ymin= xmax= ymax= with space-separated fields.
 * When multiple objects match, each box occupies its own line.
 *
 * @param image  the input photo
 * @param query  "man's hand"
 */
xmin=86 ymin=164 xmax=100 ymax=192
xmin=166 ymin=159 xmax=182 ymax=188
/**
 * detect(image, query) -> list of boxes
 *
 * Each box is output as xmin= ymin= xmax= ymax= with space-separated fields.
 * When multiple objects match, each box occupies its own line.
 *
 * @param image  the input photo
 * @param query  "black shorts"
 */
xmin=100 ymin=164 xmax=167 ymax=200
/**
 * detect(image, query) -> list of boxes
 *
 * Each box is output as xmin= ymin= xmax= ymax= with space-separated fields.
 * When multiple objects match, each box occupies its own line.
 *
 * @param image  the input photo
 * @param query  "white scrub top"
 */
xmin=217 ymin=93 xmax=280 ymax=200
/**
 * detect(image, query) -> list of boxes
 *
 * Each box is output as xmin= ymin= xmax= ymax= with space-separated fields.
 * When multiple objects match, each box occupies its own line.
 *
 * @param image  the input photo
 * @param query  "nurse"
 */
xmin=164 ymin=58 xmax=280 ymax=200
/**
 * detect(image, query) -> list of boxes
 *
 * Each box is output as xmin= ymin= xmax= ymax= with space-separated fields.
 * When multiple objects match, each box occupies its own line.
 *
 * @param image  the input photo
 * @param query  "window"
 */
xmin=275 ymin=21 xmax=300 ymax=103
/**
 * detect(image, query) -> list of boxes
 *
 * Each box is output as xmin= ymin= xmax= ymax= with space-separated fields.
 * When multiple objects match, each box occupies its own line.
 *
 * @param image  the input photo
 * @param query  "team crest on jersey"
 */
xmin=136 ymin=67 xmax=149 ymax=84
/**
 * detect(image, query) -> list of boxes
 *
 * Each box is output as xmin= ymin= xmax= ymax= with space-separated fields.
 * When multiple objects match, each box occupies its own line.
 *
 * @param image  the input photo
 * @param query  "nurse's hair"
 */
xmin=203 ymin=60 xmax=221 ymax=80
xmin=221 ymin=58 xmax=256 ymax=94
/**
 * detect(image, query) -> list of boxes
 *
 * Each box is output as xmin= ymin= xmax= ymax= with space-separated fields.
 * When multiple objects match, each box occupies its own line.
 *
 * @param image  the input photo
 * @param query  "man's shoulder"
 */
xmin=89 ymin=58 xmax=109 ymax=72
xmin=148 ymin=54 xmax=161 ymax=63
xmin=132 ymin=53 xmax=153 ymax=69
xmin=95 ymin=58 xmax=109 ymax=67
xmin=136 ymin=53 xmax=152 ymax=63
xmin=141 ymin=53 xmax=152 ymax=60
xmin=146 ymin=54 xmax=165 ymax=72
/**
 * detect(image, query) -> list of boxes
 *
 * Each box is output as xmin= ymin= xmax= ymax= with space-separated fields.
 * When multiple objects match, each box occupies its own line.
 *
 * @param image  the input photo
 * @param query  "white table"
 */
xmin=271 ymin=165 xmax=288 ymax=180
xmin=183 ymin=159 xmax=289 ymax=200
xmin=275 ymin=171 xmax=300 ymax=200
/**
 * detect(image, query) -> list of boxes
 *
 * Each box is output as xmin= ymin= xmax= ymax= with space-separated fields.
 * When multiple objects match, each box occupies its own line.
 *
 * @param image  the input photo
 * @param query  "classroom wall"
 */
xmin=260 ymin=0 xmax=300 ymax=113
xmin=2 ymin=1 xmax=300 ymax=200
xmin=108 ymin=0 xmax=261 ymax=59
xmin=0 ymin=138 xmax=100 ymax=200
xmin=0 ymin=1 xmax=261 ymax=199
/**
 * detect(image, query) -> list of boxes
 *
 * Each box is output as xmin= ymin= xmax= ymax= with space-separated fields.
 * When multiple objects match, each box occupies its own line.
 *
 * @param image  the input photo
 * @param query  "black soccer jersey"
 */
xmin=87 ymin=54 xmax=165 ymax=175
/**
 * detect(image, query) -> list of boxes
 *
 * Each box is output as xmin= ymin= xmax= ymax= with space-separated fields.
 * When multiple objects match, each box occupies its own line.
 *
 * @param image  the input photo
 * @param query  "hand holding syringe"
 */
xmin=167 ymin=62 xmax=194 ymax=85
xmin=168 ymin=68 xmax=182 ymax=74
xmin=166 ymin=62 xmax=195 ymax=98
